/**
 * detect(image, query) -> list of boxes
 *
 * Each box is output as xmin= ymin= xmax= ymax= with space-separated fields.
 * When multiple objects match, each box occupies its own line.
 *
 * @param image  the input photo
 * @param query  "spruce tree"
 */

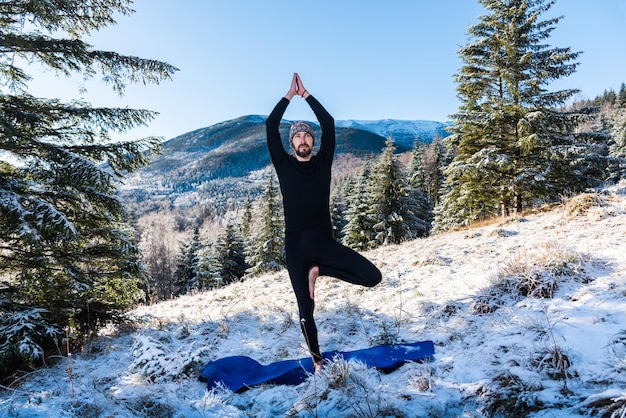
xmin=407 ymin=138 xmax=434 ymax=228
xmin=194 ymin=240 xmax=222 ymax=289
xmin=0 ymin=0 xmax=177 ymax=374
xmin=368 ymin=136 xmax=428 ymax=247
xmin=408 ymin=137 xmax=428 ymax=194
xmin=437 ymin=0 xmax=604 ymax=230
xmin=214 ymin=221 xmax=248 ymax=285
xmin=342 ymin=162 xmax=375 ymax=250
xmin=425 ymin=137 xmax=448 ymax=208
xmin=245 ymin=175 xmax=285 ymax=276
xmin=240 ymin=197 xmax=253 ymax=240
xmin=330 ymin=188 xmax=347 ymax=242
xmin=604 ymin=105 xmax=626 ymax=181
xmin=175 ymin=228 xmax=202 ymax=295
xmin=618 ymin=83 xmax=626 ymax=107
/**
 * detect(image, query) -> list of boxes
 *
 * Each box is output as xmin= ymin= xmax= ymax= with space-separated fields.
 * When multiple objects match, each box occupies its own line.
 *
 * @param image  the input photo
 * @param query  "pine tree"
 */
xmin=240 ymin=197 xmax=253 ymax=241
xmin=437 ymin=0 xmax=604 ymax=230
xmin=408 ymin=137 xmax=428 ymax=193
xmin=342 ymin=162 xmax=375 ymax=250
xmin=0 ymin=1 xmax=177 ymax=374
xmin=425 ymin=137 xmax=448 ymax=208
xmin=618 ymin=83 xmax=626 ymax=107
xmin=368 ymin=136 xmax=428 ymax=247
xmin=407 ymin=138 xmax=434 ymax=228
xmin=175 ymin=228 xmax=202 ymax=295
xmin=214 ymin=221 xmax=248 ymax=285
xmin=603 ymin=105 xmax=626 ymax=181
xmin=194 ymin=240 xmax=222 ymax=289
xmin=245 ymin=175 xmax=285 ymax=276
xmin=330 ymin=188 xmax=347 ymax=242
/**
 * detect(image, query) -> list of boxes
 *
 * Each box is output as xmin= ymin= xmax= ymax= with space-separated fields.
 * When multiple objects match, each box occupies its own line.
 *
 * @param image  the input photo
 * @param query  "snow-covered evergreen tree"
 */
xmin=194 ymin=240 xmax=222 ymax=290
xmin=240 ymin=197 xmax=253 ymax=241
xmin=214 ymin=221 xmax=248 ymax=285
xmin=245 ymin=175 xmax=285 ymax=276
xmin=368 ymin=136 xmax=428 ymax=247
xmin=426 ymin=138 xmax=448 ymax=208
xmin=342 ymin=162 xmax=376 ymax=250
xmin=408 ymin=138 xmax=428 ymax=195
xmin=407 ymin=138 xmax=435 ymax=229
xmin=0 ymin=0 xmax=177 ymax=374
xmin=175 ymin=229 xmax=202 ymax=295
xmin=330 ymin=188 xmax=347 ymax=242
xmin=601 ymin=104 xmax=626 ymax=181
xmin=618 ymin=83 xmax=626 ymax=107
xmin=436 ymin=0 xmax=605 ymax=230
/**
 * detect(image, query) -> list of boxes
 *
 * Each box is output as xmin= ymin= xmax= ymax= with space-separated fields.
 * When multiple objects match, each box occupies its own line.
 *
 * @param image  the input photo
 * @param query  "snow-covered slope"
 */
xmin=2 ymin=183 xmax=626 ymax=417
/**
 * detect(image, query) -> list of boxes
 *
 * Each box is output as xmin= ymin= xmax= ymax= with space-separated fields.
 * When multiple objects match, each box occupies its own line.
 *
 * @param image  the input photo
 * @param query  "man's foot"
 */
xmin=308 ymin=265 xmax=319 ymax=300
xmin=314 ymin=360 xmax=324 ymax=374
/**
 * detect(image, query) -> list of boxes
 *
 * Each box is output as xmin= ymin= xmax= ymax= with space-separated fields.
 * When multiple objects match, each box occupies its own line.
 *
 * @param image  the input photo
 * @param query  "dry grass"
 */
xmin=564 ymin=192 xmax=607 ymax=218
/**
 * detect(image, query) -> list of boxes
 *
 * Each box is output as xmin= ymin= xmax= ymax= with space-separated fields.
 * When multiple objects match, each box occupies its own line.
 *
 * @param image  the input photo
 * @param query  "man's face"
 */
xmin=292 ymin=131 xmax=313 ymax=159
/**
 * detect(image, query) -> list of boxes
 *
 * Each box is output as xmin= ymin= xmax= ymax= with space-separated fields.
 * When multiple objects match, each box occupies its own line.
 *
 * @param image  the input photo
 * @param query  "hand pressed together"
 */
xmin=285 ymin=73 xmax=310 ymax=101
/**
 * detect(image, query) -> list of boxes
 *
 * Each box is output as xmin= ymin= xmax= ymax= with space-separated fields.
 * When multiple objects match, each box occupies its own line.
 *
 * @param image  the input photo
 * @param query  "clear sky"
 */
xmin=26 ymin=0 xmax=626 ymax=141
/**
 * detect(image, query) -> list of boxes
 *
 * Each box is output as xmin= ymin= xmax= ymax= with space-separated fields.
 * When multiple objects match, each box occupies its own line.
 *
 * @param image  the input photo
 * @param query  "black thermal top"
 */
xmin=266 ymin=96 xmax=336 ymax=233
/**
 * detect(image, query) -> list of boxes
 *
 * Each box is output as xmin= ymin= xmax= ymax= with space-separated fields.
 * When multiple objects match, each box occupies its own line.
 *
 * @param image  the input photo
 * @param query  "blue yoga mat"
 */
xmin=199 ymin=341 xmax=434 ymax=392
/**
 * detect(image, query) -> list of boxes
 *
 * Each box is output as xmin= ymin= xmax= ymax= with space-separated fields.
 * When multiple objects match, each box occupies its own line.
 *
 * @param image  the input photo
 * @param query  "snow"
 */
xmin=335 ymin=119 xmax=451 ymax=148
xmin=2 ymin=183 xmax=626 ymax=417
xmin=336 ymin=118 xmax=448 ymax=137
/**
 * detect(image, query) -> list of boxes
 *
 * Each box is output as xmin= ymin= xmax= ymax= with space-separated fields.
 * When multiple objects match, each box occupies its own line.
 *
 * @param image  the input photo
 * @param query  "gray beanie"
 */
xmin=289 ymin=121 xmax=315 ymax=142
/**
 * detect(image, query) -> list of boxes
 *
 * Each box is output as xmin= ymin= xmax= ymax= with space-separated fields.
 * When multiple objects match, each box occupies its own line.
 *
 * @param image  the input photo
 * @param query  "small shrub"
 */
xmin=408 ymin=363 xmax=434 ymax=392
xmin=565 ymin=192 xmax=607 ymax=217
xmin=473 ymin=246 xmax=586 ymax=314
xmin=322 ymin=355 xmax=351 ymax=389
xmin=0 ymin=308 xmax=61 ymax=380
xmin=69 ymin=400 xmax=103 ymax=418
xmin=129 ymin=335 xmax=169 ymax=382
xmin=532 ymin=347 xmax=574 ymax=381
xmin=492 ymin=228 xmax=517 ymax=237
xmin=606 ymin=331 xmax=626 ymax=373
xmin=125 ymin=394 xmax=175 ymax=418
xmin=129 ymin=334 xmax=210 ymax=382
xmin=478 ymin=370 xmax=543 ymax=416
xmin=372 ymin=321 xmax=400 ymax=346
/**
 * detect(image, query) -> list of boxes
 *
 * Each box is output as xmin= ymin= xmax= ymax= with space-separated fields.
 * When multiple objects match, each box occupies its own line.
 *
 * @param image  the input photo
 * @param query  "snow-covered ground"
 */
xmin=2 ymin=183 xmax=626 ymax=417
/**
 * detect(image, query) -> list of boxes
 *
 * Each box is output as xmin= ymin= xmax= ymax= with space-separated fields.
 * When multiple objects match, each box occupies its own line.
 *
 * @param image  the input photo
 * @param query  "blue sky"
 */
xmin=27 ymin=0 xmax=626 ymax=141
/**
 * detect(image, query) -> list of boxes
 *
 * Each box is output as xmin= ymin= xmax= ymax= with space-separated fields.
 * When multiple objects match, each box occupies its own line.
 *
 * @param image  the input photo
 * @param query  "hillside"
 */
xmin=3 ymin=182 xmax=626 ymax=417
xmin=118 ymin=116 xmax=449 ymax=215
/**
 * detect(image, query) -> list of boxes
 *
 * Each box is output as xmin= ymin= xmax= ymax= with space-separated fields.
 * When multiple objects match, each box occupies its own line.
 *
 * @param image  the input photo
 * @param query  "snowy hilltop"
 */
xmin=335 ymin=119 xmax=451 ymax=149
xmin=2 ymin=183 xmax=626 ymax=417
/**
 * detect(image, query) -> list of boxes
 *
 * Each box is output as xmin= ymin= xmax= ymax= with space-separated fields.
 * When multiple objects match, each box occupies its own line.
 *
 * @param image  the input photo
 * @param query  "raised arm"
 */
xmin=296 ymin=74 xmax=335 ymax=161
xmin=266 ymin=74 xmax=299 ymax=166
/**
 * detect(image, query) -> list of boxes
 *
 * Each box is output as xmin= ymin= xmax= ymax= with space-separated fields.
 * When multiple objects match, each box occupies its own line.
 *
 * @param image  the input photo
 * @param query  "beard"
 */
xmin=295 ymin=144 xmax=312 ymax=158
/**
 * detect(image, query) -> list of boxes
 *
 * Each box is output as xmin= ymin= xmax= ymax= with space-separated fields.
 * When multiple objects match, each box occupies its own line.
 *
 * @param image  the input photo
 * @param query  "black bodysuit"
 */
xmin=266 ymin=96 xmax=382 ymax=362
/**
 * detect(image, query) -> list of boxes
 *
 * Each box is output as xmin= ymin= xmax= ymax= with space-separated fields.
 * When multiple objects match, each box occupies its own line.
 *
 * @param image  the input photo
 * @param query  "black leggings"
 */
xmin=285 ymin=229 xmax=382 ymax=362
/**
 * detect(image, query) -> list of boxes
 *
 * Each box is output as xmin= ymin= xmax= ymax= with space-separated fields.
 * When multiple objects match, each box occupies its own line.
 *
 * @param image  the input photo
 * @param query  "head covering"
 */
xmin=289 ymin=121 xmax=315 ymax=142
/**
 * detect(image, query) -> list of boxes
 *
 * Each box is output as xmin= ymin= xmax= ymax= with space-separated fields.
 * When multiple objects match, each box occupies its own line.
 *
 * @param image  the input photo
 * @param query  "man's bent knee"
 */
xmin=366 ymin=269 xmax=382 ymax=287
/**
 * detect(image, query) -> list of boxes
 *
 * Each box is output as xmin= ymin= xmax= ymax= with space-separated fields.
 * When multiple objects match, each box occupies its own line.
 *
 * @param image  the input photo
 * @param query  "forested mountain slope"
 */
xmin=119 ymin=115 xmax=449 ymax=215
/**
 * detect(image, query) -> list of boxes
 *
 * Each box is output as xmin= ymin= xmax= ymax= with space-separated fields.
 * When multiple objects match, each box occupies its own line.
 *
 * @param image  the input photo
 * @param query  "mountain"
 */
xmin=336 ymin=118 xmax=451 ymax=149
xmin=119 ymin=115 xmax=450 ymax=214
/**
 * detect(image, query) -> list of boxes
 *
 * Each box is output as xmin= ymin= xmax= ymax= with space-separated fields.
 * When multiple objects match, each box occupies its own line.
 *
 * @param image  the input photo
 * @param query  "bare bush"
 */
xmin=472 ymin=245 xmax=586 ymax=314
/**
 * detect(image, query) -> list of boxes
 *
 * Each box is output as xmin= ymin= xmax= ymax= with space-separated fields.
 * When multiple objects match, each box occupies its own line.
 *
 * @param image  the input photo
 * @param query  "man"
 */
xmin=266 ymin=73 xmax=382 ymax=372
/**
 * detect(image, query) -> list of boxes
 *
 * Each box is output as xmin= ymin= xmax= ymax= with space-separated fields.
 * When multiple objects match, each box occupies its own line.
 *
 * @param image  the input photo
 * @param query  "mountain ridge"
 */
xmin=120 ymin=115 xmax=450 ymax=214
